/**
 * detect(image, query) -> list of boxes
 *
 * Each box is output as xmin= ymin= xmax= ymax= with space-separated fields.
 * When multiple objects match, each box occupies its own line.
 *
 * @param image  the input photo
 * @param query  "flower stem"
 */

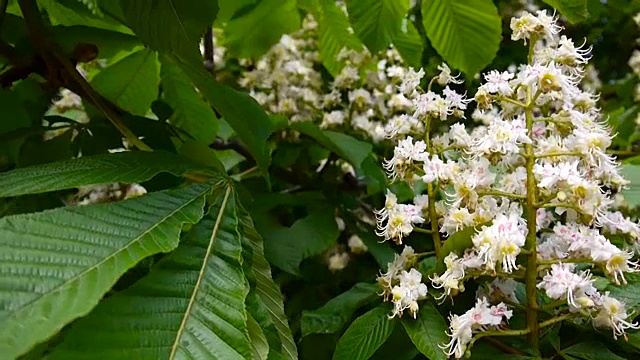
xmin=524 ymin=85 xmax=540 ymax=350
xmin=424 ymin=116 xmax=442 ymax=258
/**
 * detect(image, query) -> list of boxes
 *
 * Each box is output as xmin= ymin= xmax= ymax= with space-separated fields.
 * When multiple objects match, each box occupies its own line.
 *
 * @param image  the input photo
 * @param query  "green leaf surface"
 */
xmin=240 ymin=201 xmax=298 ymax=360
xmin=176 ymin=59 xmax=275 ymax=182
xmin=223 ymin=0 xmax=301 ymax=58
xmin=252 ymin=192 xmax=339 ymax=275
xmin=247 ymin=312 xmax=270 ymax=360
xmin=0 ymin=151 xmax=208 ymax=197
xmin=301 ymin=283 xmax=379 ymax=337
xmin=401 ymin=302 xmax=449 ymax=360
xmin=436 ymin=225 xmax=479 ymax=272
xmin=605 ymin=279 xmax=640 ymax=307
xmin=422 ymin=0 xmax=501 ymax=75
xmin=50 ymin=184 xmax=255 ymax=359
xmin=391 ymin=19 xmax=423 ymax=68
xmin=620 ymin=164 xmax=640 ymax=208
xmin=0 ymin=90 xmax=32 ymax=163
xmin=119 ymin=0 xmax=218 ymax=64
xmin=304 ymin=0 xmax=364 ymax=76
xmin=542 ymin=0 xmax=589 ymax=23
xmin=332 ymin=305 xmax=395 ymax=360
xmin=53 ymin=25 xmax=141 ymax=59
xmin=345 ymin=0 xmax=410 ymax=53
xmin=239 ymin=202 xmax=298 ymax=360
xmin=160 ymin=56 xmax=219 ymax=144
xmin=0 ymin=183 xmax=213 ymax=359
xmin=562 ymin=341 xmax=626 ymax=360
xmin=292 ymin=122 xmax=372 ymax=167
xmin=91 ymin=48 xmax=160 ymax=116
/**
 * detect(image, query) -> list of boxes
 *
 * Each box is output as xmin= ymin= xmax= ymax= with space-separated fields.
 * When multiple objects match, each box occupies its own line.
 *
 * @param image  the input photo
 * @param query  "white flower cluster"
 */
xmin=376 ymin=246 xmax=429 ymax=319
xmin=232 ymin=14 xmax=427 ymax=141
xmin=373 ymin=10 xmax=640 ymax=358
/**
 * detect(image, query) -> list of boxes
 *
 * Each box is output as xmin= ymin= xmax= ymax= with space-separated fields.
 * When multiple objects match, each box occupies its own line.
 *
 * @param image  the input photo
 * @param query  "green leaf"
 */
xmin=620 ymin=164 xmax=640 ymax=208
xmin=332 ymin=305 xmax=395 ymax=360
xmin=422 ymin=0 xmax=501 ymax=75
xmin=160 ymin=56 xmax=219 ymax=144
xmin=542 ymin=0 xmax=589 ymax=23
xmin=53 ymin=25 xmax=141 ymax=59
xmin=436 ymin=225 xmax=479 ymax=272
xmin=247 ymin=312 xmax=270 ymax=360
xmin=401 ymin=302 xmax=449 ymax=360
xmin=292 ymin=122 xmax=373 ymax=167
xmin=562 ymin=342 xmax=626 ymax=360
xmin=301 ymin=283 xmax=379 ymax=337
xmin=91 ymin=48 xmax=160 ymax=116
xmin=119 ymin=0 xmax=218 ymax=64
xmin=605 ymin=279 xmax=640 ymax=307
xmin=241 ymin=204 xmax=298 ymax=360
xmin=391 ymin=19 xmax=423 ymax=68
xmin=252 ymin=192 xmax=339 ymax=275
xmin=0 ymin=151 xmax=209 ymax=197
xmin=345 ymin=0 xmax=410 ymax=53
xmin=175 ymin=59 xmax=275 ymax=182
xmin=305 ymin=0 xmax=364 ymax=76
xmin=223 ymin=0 xmax=301 ymax=58
xmin=49 ymin=184 xmax=255 ymax=359
xmin=0 ymin=183 xmax=213 ymax=359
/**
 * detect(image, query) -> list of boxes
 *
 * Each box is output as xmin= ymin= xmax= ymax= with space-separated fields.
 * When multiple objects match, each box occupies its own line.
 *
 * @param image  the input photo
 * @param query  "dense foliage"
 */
xmin=3 ymin=0 xmax=640 ymax=359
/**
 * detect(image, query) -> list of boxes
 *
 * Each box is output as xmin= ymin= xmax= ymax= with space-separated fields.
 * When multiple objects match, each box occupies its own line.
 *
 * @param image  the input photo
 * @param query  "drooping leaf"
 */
xmin=160 ymin=56 xmax=219 ymax=144
xmin=0 ymin=151 xmax=211 ymax=197
xmin=292 ymin=122 xmax=372 ymax=167
xmin=240 ymin=200 xmax=298 ymax=360
xmin=0 ymin=183 xmax=214 ymax=359
xmin=301 ymin=283 xmax=379 ymax=337
xmin=332 ymin=305 xmax=396 ymax=360
xmin=223 ymin=0 xmax=301 ymax=58
xmin=391 ymin=19 xmax=423 ymax=68
xmin=345 ymin=0 xmax=410 ymax=53
xmin=91 ymin=48 xmax=160 ymax=116
xmin=303 ymin=0 xmax=364 ymax=76
xmin=119 ymin=0 xmax=218 ymax=65
xmin=422 ymin=0 xmax=501 ymax=75
xmin=542 ymin=0 xmax=589 ymax=24
xmin=562 ymin=342 xmax=626 ymax=360
xmin=401 ymin=302 xmax=449 ymax=360
xmin=50 ymin=184 xmax=255 ymax=359
xmin=176 ymin=59 xmax=275 ymax=182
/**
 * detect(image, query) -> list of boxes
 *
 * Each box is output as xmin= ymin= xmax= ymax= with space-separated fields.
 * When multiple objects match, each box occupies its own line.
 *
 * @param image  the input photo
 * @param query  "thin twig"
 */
xmin=203 ymin=26 xmax=214 ymax=74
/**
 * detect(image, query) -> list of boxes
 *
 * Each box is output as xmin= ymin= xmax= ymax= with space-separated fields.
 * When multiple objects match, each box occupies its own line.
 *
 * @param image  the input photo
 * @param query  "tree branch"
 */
xmin=203 ymin=26 xmax=214 ymax=73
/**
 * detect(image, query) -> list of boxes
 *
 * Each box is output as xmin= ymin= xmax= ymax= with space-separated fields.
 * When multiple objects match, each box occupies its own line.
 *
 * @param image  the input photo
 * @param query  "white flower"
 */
xmin=328 ymin=252 xmax=350 ymax=272
xmin=383 ymin=136 xmax=429 ymax=179
xmin=398 ymin=67 xmax=425 ymax=95
xmin=437 ymin=63 xmax=463 ymax=85
xmin=348 ymin=235 xmax=368 ymax=254
xmin=389 ymin=268 xmax=429 ymax=319
xmin=537 ymin=263 xmax=596 ymax=307
xmin=592 ymin=293 xmax=640 ymax=339
xmin=480 ymin=70 xmax=514 ymax=96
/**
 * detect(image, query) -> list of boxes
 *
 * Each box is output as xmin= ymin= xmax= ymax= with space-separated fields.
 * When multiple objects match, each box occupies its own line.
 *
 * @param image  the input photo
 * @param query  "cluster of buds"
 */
xmin=374 ymin=10 xmax=640 ymax=358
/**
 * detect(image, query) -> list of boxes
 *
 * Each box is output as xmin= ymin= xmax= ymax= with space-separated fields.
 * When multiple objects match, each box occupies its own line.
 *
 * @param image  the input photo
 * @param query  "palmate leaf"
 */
xmin=422 ymin=0 xmax=501 ymax=75
xmin=50 ymin=183 xmax=298 ymax=359
xmin=345 ymin=0 xmax=410 ymax=53
xmin=240 ymin=205 xmax=298 ymax=360
xmin=0 ymin=151 xmax=209 ymax=197
xmin=301 ymin=0 xmax=364 ymax=76
xmin=175 ymin=59 xmax=275 ymax=183
xmin=401 ymin=302 xmax=449 ymax=360
xmin=50 ymin=184 xmax=252 ymax=359
xmin=119 ymin=0 xmax=218 ymax=65
xmin=160 ymin=56 xmax=219 ymax=144
xmin=333 ymin=305 xmax=395 ymax=360
xmin=0 ymin=183 xmax=214 ymax=359
xmin=91 ymin=48 xmax=160 ymax=116
xmin=301 ymin=283 xmax=379 ymax=337
xmin=222 ymin=0 xmax=301 ymax=59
